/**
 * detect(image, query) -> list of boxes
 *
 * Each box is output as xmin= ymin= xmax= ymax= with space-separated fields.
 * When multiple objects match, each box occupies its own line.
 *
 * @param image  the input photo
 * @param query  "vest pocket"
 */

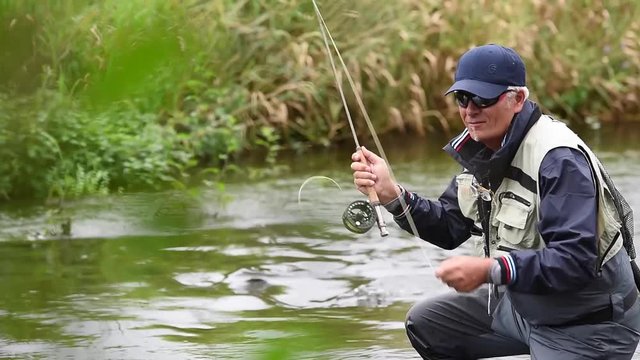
xmin=456 ymin=173 xmax=478 ymax=221
xmin=494 ymin=192 xmax=536 ymax=248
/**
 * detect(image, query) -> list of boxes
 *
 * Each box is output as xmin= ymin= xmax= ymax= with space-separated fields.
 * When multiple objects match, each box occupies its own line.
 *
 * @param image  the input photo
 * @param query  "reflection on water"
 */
xmin=1 ymin=126 xmax=640 ymax=359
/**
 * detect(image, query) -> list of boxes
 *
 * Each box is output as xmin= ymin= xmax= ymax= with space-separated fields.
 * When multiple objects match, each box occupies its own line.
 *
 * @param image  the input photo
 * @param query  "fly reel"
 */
xmin=342 ymin=200 xmax=377 ymax=234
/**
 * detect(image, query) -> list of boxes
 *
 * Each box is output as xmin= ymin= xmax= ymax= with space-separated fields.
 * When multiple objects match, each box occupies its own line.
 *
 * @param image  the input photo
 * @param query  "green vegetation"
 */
xmin=1 ymin=0 xmax=639 ymax=201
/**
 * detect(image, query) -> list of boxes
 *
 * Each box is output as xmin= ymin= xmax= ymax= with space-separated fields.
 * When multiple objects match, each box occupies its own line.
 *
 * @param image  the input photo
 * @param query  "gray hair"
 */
xmin=506 ymin=86 xmax=530 ymax=100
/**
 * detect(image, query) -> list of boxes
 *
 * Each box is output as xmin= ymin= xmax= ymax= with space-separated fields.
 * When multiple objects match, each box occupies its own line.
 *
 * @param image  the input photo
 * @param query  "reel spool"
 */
xmin=342 ymin=200 xmax=377 ymax=234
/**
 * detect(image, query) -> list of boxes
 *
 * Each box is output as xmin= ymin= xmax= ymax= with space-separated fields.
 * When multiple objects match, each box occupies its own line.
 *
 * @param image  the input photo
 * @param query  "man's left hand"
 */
xmin=435 ymin=256 xmax=494 ymax=292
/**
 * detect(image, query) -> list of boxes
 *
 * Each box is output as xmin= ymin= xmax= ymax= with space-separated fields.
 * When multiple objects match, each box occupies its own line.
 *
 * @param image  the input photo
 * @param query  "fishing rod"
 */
xmin=311 ymin=0 xmax=435 ymax=272
xmin=311 ymin=0 xmax=388 ymax=237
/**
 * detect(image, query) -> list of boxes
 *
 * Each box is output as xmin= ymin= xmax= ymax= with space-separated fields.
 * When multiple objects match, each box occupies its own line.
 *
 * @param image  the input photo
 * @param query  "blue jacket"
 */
xmin=390 ymin=100 xmax=600 ymax=294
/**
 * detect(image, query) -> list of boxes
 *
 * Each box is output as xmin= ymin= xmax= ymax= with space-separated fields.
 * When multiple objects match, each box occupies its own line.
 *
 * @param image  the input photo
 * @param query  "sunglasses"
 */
xmin=454 ymin=90 xmax=513 ymax=109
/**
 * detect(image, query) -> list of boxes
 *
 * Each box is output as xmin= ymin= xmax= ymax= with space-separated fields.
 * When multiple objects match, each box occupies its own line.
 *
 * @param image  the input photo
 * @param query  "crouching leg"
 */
xmin=405 ymin=286 xmax=529 ymax=360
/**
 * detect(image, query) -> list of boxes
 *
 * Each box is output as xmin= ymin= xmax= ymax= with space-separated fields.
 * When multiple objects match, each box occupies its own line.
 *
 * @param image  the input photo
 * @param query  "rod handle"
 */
xmin=358 ymin=147 xmax=389 ymax=237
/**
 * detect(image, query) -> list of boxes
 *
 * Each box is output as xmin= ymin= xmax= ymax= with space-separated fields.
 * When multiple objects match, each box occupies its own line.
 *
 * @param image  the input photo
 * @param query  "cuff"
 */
xmin=487 ymin=259 xmax=500 ymax=284
xmin=383 ymin=184 xmax=411 ymax=218
xmin=491 ymin=255 xmax=517 ymax=285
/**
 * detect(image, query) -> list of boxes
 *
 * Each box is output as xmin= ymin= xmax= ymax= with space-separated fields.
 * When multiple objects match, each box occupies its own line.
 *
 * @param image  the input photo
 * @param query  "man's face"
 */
xmin=456 ymin=90 xmax=524 ymax=150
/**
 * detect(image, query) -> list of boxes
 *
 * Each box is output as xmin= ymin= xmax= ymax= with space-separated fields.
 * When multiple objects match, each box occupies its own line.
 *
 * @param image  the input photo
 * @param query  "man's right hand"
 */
xmin=350 ymin=146 xmax=400 ymax=204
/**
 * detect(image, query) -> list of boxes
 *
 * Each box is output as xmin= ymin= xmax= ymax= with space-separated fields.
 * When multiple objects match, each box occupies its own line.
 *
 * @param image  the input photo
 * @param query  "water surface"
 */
xmin=1 ymin=125 xmax=640 ymax=359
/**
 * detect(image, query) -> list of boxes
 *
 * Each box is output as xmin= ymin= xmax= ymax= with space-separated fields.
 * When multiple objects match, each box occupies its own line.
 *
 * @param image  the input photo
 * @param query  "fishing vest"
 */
xmin=456 ymin=115 xmax=622 ymax=267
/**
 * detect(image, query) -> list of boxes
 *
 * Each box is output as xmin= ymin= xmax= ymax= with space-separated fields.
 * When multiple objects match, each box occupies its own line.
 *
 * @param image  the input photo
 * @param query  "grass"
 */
xmin=1 ymin=0 xmax=639 ymax=201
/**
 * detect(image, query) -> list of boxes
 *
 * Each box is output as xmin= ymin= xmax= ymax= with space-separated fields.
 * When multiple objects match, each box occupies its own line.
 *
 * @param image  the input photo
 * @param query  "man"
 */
xmin=351 ymin=44 xmax=640 ymax=359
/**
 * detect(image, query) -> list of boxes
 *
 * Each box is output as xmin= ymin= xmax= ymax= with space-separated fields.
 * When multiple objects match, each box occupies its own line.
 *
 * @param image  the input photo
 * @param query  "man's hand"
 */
xmin=435 ymin=256 xmax=494 ymax=292
xmin=350 ymin=146 xmax=399 ymax=204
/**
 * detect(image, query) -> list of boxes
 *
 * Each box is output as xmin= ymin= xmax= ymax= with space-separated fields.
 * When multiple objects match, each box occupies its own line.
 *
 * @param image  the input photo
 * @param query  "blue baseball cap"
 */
xmin=445 ymin=44 xmax=526 ymax=98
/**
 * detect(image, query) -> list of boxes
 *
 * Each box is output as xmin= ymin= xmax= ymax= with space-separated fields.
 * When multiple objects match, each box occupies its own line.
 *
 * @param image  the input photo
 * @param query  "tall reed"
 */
xmin=1 ymin=0 xmax=639 ymax=200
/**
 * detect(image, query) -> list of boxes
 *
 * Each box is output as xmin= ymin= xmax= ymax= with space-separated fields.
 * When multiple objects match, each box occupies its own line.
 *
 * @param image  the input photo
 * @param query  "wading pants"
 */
xmin=405 ymin=285 xmax=640 ymax=360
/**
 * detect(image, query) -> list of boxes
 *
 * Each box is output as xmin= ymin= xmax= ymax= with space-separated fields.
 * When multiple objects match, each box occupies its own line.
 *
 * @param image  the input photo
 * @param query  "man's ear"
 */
xmin=513 ymin=91 xmax=526 ymax=112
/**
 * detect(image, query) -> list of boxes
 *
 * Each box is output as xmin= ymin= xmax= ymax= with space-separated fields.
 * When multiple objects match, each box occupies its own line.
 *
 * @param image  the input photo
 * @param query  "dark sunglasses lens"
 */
xmin=475 ymin=96 xmax=500 ymax=108
xmin=455 ymin=91 xmax=506 ymax=108
xmin=455 ymin=92 xmax=469 ymax=107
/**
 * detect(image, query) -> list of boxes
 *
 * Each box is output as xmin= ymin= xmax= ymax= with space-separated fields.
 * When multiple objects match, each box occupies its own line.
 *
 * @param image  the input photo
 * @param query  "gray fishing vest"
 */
xmin=456 ymin=115 xmax=622 ymax=267
xmin=455 ymin=115 xmax=632 ymax=325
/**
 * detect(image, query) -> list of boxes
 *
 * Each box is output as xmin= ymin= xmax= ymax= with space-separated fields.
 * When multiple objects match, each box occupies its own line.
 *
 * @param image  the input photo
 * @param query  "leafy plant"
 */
xmin=1 ymin=0 xmax=640 ymax=201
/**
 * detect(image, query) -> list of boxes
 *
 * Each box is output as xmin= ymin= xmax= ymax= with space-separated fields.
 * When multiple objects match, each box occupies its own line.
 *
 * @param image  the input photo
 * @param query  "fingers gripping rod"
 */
xmin=356 ymin=147 xmax=389 ymax=237
xmin=312 ymin=0 xmax=388 ymax=237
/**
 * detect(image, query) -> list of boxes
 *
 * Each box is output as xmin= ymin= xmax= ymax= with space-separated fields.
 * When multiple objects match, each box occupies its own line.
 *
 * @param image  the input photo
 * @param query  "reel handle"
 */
xmin=358 ymin=147 xmax=389 ymax=237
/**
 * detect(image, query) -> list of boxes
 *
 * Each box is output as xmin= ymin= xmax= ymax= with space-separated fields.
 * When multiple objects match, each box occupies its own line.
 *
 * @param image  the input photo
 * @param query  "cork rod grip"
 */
xmin=358 ymin=147 xmax=389 ymax=237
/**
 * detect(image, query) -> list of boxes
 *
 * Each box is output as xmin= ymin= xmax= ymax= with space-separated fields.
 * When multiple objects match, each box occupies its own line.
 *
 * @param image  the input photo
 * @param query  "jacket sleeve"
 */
xmin=496 ymin=147 xmax=599 ymax=293
xmin=387 ymin=176 xmax=475 ymax=249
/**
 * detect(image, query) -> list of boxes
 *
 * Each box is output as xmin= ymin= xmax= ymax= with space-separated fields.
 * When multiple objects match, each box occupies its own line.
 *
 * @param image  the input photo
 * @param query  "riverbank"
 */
xmin=2 ymin=0 xmax=639 ymax=201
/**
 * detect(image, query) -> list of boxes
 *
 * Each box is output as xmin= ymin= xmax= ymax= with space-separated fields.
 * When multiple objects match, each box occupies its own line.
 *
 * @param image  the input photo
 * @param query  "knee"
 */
xmin=405 ymin=300 xmax=451 ymax=359
xmin=405 ymin=301 xmax=422 ymax=333
xmin=405 ymin=298 xmax=436 ymax=332
xmin=405 ymin=299 xmax=439 ymax=345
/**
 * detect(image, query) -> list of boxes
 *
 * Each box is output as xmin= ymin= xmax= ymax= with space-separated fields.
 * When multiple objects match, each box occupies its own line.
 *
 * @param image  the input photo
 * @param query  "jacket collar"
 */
xmin=443 ymin=100 xmax=542 ymax=190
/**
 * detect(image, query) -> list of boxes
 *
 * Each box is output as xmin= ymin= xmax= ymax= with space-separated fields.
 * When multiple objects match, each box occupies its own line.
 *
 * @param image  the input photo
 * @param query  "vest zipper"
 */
xmin=499 ymin=191 xmax=531 ymax=207
xmin=476 ymin=176 xmax=492 ymax=259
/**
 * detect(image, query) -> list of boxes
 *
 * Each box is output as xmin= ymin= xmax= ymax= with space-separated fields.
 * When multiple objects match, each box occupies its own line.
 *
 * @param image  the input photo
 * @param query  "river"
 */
xmin=1 ymin=125 xmax=639 ymax=359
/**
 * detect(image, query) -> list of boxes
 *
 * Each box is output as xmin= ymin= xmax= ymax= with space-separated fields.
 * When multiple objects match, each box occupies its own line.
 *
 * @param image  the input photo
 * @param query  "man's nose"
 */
xmin=465 ymin=101 xmax=481 ymax=114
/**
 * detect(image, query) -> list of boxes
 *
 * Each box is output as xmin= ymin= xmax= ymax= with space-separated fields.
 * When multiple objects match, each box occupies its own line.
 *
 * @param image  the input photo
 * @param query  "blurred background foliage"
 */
xmin=1 ymin=0 xmax=639 ymax=201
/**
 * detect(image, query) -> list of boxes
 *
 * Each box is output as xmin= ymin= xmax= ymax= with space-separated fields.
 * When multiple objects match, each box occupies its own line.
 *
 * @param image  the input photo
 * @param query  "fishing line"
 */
xmin=311 ymin=0 xmax=435 ymax=273
xmin=297 ymin=176 xmax=342 ymax=206
xmin=298 ymin=175 xmax=379 ymax=234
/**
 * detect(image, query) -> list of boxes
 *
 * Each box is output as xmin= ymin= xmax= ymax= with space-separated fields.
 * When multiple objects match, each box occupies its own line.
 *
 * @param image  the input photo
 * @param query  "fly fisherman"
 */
xmin=351 ymin=44 xmax=640 ymax=359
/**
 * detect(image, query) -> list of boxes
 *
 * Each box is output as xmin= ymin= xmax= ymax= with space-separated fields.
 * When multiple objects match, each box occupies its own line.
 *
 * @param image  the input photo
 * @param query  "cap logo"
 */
xmin=488 ymin=64 xmax=497 ymax=74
